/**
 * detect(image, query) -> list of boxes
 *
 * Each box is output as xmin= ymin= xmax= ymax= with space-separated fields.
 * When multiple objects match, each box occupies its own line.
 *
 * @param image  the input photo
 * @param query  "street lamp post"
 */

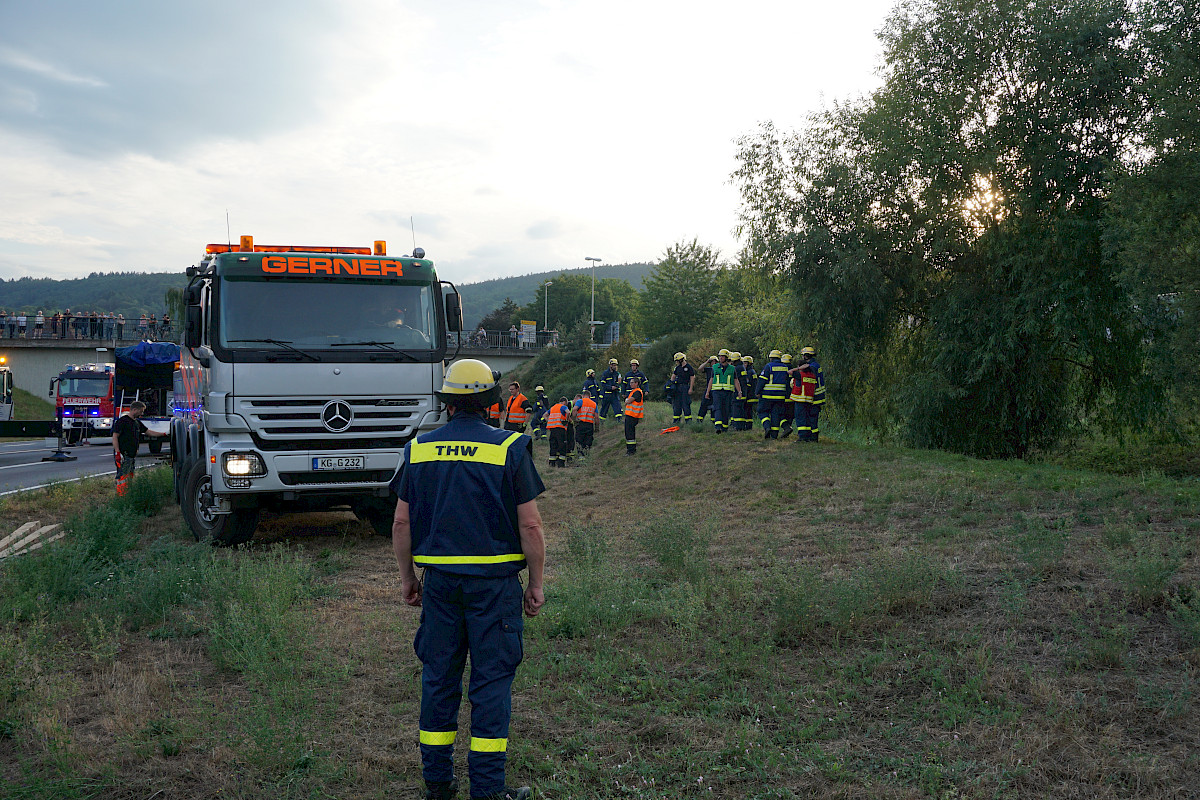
xmin=543 ymin=281 xmax=553 ymax=332
xmin=585 ymin=256 xmax=602 ymax=341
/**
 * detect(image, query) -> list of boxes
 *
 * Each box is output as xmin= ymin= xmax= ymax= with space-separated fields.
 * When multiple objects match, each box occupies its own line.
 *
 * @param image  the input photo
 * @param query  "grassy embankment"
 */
xmin=1 ymin=408 xmax=1198 ymax=799
xmin=11 ymin=387 xmax=55 ymax=421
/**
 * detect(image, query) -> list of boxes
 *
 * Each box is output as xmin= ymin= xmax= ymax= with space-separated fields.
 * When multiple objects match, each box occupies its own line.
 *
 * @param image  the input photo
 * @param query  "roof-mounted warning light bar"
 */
xmin=204 ymin=235 xmax=382 ymax=256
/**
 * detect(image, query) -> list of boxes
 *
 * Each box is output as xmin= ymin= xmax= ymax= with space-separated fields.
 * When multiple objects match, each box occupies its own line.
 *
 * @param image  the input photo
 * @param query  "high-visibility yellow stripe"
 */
xmin=414 ymin=554 xmax=526 ymax=565
xmin=420 ymin=730 xmax=457 ymax=746
xmin=410 ymin=432 xmax=523 ymax=466
xmin=470 ymin=737 xmax=507 ymax=753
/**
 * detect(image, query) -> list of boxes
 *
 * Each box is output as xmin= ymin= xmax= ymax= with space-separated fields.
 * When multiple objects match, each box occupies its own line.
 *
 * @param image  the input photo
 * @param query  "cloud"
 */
xmin=0 ymin=0 xmax=347 ymax=158
xmin=0 ymin=47 xmax=107 ymax=88
xmin=525 ymin=219 xmax=563 ymax=240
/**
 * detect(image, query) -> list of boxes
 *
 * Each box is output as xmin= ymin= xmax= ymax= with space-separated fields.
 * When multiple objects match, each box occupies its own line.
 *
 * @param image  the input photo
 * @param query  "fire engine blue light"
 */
xmin=90 ymin=409 xmax=99 ymax=416
xmin=62 ymin=410 xmax=73 ymax=416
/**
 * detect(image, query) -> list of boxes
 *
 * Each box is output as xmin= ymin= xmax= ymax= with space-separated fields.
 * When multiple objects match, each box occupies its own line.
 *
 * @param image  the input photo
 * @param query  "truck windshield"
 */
xmin=59 ymin=377 xmax=110 ymax=397
xmin=218 ymin=278 xmax=439 ymax=351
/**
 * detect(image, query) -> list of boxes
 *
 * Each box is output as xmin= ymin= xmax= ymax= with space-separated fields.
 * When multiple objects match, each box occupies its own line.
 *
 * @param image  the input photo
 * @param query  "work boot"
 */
xmin=474 ymin=787 xmax=532 ymax=800
xmin=424 ymin=779 xmax=458 ymax=800
xmin=780 ymin=426 xmax=792 ymax=439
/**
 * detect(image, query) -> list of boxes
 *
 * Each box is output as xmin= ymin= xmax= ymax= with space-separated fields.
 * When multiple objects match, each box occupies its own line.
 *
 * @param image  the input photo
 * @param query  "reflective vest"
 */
xmin=577 ymin=397 xmax=597 ymax=424
xmin=547 ymin=403 xmax=568 ymax=429
xmin=505 ymin=393 xmax=529 ymax=424
xmin=759 ymin=361 xmax=790 ymax=401
xmin=624 ymin=388 xmax=644 ymax=418
xmin=792 ymin=369 xmax=816 ymax=402
xmin=404 ymin=420 xmax=529 ymax=577
xmin=488 ymin=403 xmax=501 ymax=421
xmin=711 ymin=363 xmax=736 ymax=391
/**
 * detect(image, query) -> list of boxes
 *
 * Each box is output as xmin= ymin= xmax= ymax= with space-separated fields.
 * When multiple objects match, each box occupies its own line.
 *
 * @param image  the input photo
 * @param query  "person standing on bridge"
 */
xmin=390 ymin=358 xmax=545 ymax=800
xmin=111 ymin=401 xmax=168 ymax=494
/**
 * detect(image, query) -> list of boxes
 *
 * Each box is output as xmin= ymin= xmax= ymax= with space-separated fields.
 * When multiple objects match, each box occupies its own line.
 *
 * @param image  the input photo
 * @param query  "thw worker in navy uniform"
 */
xmin=391 ymin=359 xmax=546 ymax=800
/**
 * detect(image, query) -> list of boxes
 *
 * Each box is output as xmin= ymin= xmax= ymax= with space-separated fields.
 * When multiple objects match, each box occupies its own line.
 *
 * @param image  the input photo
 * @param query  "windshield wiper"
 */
xmin=330 ymin=341 xmax=421 ymax=362
xmin=227 ymin=339 xmax=321 ymax=362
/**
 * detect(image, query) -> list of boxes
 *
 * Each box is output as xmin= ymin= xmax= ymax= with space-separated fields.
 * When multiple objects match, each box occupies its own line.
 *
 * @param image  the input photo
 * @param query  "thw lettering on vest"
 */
xmin=436 ymin=444 xmax=479 ymax=458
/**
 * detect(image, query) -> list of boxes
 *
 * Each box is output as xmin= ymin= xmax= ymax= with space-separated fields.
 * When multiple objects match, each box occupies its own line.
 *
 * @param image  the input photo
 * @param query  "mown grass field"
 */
xmin=1 ymin=405 xmax=1198 ymax=799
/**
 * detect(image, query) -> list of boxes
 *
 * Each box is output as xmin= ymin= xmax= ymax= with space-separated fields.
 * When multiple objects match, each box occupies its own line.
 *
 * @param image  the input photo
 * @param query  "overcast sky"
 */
xmin=0 ymin=0 xmax=895 ymax=285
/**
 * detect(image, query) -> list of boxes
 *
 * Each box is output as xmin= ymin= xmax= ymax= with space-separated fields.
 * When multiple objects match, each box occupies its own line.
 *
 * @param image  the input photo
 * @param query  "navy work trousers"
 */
xmin=415 ymin=570 xmax=524 ymax=797
xmin=671 ymin=390 xmax=692 ymax=423
xmin=795 ymin=402 xmax=821 ymax=441
xmin=759 ymin=398 xmax=785 ymax=438
xmin=598 ymin=392 xmax=622 ymax=420
xmin=711 ymin=390 xmax=733 ymax=432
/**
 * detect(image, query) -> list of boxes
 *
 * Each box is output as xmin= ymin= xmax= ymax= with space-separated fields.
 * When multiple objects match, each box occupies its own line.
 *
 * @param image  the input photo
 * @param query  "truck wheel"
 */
xmin=182 ymin=460 xmax=258 ymax=546
xmin=148 ymin=439 xmax=163 ymax=455
xmin=366 ymin=507 xmax=394 ymax=538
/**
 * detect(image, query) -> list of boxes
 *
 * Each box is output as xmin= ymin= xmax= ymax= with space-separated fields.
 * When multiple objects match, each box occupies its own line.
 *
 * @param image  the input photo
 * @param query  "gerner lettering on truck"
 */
xmin=173 ymin=235 xmax=463 ymax=546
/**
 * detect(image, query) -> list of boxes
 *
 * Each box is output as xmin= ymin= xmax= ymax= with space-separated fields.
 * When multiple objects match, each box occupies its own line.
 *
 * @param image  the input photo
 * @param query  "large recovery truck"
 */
xmin=174 ymin=235 xmax=463 ymax=545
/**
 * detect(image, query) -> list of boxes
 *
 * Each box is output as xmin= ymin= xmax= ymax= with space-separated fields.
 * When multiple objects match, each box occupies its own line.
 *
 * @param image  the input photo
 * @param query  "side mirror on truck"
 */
xmin=184 ymin=305 xmax=202 ymax=349
xmin=444 ymin=289 xmax=462 ymax=333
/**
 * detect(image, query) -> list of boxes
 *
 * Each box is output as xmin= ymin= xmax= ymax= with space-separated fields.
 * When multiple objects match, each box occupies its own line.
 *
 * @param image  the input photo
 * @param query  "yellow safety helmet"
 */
xmin=673 ymin=351 xmax=686 ymax=361
xmin=708 ymin=355 xmax=717 ymax=362
xmin=743 ymin=355 xmax=754 ymax=364
xmin=718 ymin=348 xmax=731 ymax=357
xmin=586 ymin=368 xmax=595 ymax=376
xmin=769 ymin=349 xmax=782 ymax=360
xmin=609 ymin=358 xmax=618 ymax=365
xmin=630 ymin=358 xmax=640 ymax=366
xmin=731 ymin=352 xmax=742 ymax=361
xmin=438 ymin=359 xmax=501 ymax=407
xmin=781 ymin=353 xmax=792 ymax=365
xmin=801 ymin=346 xmax=816 ymax=357
xmin=535 ymin=385 xmax=544 ymax=392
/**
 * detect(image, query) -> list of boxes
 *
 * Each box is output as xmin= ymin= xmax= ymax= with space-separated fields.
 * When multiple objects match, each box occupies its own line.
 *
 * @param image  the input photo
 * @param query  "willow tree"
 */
xmin=734 ymin=0 xmax=1151 ymax=457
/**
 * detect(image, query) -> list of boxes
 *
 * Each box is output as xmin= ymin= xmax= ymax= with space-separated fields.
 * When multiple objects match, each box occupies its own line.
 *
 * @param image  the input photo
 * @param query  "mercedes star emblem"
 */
xmin=321 ymin=400 xmax=354 ymax=432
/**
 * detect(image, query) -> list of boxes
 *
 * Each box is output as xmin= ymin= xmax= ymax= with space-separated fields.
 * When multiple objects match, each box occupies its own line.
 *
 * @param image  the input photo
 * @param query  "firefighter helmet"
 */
xmin=718 ymin=348 xmax=731 ymax=357
xmin=801 ymin=346 xmax=816 ymax=357
xmin=609 ymin=358 xmax=618 ymax=365
xmin=731 ymin=351 xmax=742 ymax=361
xmin=586 ymin=368 xmax=595 ymax=376
xmin=781 ymin=353 xmax=792 ymax=365
xmin=630 ymin=358 xmax=640 ymax=366
xmin=769 ymin=349 xmax=782 ymax=359
xmin=437 ymin=359 xmax=501 ymax=408
xmin=673 ymin=351 xmax=686 ymax=361
xmin=708 ymin=355 xmax=717 ymax=362
xmin=743 ymin=355 xmax=754 ymax=364
xmin=535 ymin=385 xmax=544 ymax=392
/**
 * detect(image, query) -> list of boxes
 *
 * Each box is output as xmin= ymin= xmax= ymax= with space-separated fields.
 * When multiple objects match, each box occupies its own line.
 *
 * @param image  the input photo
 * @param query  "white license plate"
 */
xmin=312 ymin=456 xmax=366 ymax=470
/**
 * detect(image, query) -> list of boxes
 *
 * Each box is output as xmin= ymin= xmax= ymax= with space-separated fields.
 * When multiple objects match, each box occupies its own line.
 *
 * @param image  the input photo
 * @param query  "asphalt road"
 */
xmin=0 ymin=438 xmax=169 ymax=496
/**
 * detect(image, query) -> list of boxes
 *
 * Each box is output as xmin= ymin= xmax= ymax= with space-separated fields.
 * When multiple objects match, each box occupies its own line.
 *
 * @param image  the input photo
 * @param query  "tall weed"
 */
xmin=201 ymin=546 xmax=319 ymax=680
xmin=639 ymin=510 xmax=713 ymax=584
xmin=773 ymin=553 xmax=959 ymax=646
xmin=542 ymin=524 xmax=652 ymax=639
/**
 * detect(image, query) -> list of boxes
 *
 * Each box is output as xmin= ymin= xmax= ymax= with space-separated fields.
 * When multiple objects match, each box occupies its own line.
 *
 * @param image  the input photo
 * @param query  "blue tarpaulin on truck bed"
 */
xmin=115 ymin=342 xmax=180 ymax=390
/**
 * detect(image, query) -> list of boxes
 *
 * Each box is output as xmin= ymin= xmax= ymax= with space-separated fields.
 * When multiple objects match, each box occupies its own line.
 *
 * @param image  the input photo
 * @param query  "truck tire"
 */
xmin=366 ymin=507 xmax=394 ymax=538
xmin=182 ymin=460 xmax=258 ymax=547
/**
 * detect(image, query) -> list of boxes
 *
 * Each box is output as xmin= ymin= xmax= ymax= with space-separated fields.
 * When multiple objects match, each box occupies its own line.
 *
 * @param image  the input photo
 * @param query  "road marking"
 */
xmin=0 ymin=471 xmax=117 ymax=497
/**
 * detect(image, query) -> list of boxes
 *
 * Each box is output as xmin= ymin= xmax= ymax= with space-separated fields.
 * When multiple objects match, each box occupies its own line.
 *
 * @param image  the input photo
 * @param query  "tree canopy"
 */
xmin=638 ymin=239 xmax=724 ymax=339
xmin=734 ymin=0 xmax=1159 ymax=457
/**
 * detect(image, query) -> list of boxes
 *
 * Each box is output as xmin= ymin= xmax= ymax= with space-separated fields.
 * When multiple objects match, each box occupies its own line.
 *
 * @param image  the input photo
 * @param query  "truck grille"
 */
xmin=279 ymin=469 xmax=395 ymax=486
xmin=240 ymin=396 xmax=433 ymax=451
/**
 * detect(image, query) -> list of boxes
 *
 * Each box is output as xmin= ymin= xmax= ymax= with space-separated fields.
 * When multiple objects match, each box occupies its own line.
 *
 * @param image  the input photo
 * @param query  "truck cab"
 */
xmin=175 ymin=236 xmax=462 ymax=545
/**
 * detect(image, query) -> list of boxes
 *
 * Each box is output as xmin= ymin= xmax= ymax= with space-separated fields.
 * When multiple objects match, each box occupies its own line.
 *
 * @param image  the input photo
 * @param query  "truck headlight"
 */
xmin=222 ymin=452 xmax=266 ymax=477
